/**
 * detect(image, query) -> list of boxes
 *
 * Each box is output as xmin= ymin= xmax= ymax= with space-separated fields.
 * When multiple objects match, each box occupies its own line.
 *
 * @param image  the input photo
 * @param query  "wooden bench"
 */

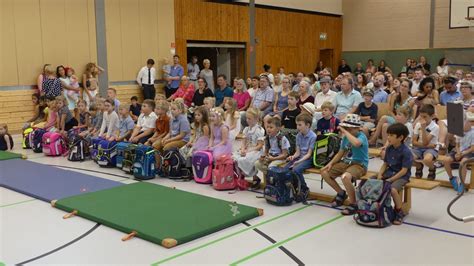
xmin=304 ymin=167 xmax=440 ymax=214
xmin=369 ymin=148 xmax=474 ymax=190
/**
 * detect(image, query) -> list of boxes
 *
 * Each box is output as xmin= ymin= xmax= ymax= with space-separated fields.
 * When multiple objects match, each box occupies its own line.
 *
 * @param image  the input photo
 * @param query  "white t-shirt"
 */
xmin=405 ymin=121 xmax=413 ymax=146
xmin=314 ymin=90 xmax=337 ymax=109
xmin=137 ymin=112 xmax=158 ymax=131
xmin=411 ymin=80 xmax=421 ymax=97
xmin=414 ymin=120 xmax=439 ymax=146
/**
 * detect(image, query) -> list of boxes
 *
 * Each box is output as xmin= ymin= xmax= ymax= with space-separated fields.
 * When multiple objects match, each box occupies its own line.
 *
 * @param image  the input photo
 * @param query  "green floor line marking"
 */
xmin=151 ymin=205 xmax=310 ymax=265
xmin=230 ymin=214 xmax=344 ymax=265
xmin=436 ymin=169 xmax=446 ymax=175
xmin=0 ymin=199 xmax=36 ymax=208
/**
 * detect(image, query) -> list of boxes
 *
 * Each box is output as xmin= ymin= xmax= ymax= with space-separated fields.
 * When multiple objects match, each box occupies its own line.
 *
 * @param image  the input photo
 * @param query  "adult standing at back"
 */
xmin=214 ymin=74 xmax=233 ymax=107
xmin=82 ymin=62 xmax=104 ymax=106
xmin=166 ymin=55 xmax=184 ymax=98
xmin=338 ymin=59 xmax=352 ymax=74
xmin=187 ymin=56 xmax=200 ymax=88
xmin=42 ymin=65 xmax=62 ymax=98
xmin=136 ymin=59 xmax=156 ymax=100
xmin=334 ymin=77 xmax=363 ymax=120
xmin=199 ymin=59 xmax=214 ymax=92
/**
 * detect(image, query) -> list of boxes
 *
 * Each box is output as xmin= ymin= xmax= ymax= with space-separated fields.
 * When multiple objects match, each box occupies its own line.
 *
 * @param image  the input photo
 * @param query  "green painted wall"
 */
xmin=342 ymin=48 xmax=474 ymax=75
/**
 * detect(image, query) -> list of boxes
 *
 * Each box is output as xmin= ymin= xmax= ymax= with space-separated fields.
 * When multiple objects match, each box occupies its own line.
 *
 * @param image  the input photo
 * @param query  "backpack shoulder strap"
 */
xmin=329 ymin=116 xmax=336 ymax=133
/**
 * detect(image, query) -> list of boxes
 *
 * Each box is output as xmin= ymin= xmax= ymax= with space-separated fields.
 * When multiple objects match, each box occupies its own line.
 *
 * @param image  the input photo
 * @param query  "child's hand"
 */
xmin=287 ymin=155 xmax=294 ymax=161
xmin=186 ymin=142 xmax=193 ymax=147
xmin=321 ymin=162 xmax=332 ymax=172
xmin=455 ymin=153 xmax=462 ymax=161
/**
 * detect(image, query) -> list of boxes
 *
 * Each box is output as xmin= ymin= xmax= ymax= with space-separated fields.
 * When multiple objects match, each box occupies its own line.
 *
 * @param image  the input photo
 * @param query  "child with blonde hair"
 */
xmin=234 ymin=108 xmax=265 ymax=186
xmin=204 ymin=97 xmax=216 ymax=111
xmin=224 ymin=97 xmax=241 ymax=141
xmin=56 ymin=95 xmax=78 ymax=134
xmin=208 ymin=107 xmax=233 ymax=159
xmin=180 ymin=106 xmax=210 ymax=159
xmin=160 ymin=101 xmax=191 ymax=151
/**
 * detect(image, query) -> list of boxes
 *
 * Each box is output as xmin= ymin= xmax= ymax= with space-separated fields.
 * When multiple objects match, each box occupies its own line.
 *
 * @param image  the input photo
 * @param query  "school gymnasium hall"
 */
xmin=0 ymin=0 xmax=473 ymax=265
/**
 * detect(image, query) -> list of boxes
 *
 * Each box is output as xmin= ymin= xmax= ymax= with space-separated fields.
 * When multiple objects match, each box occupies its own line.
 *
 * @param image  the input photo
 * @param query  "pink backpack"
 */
xmin=42 ymin=132 xmax=67 ymax=156
xmin=212 ymin=154 xmax=237 ymax=190
xmin=192 ymin=150 xmax=213 ymax=184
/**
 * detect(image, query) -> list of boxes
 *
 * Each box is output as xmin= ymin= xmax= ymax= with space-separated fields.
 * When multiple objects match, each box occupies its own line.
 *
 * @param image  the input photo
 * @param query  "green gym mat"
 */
xmin=0 ymin=151 xmax=24 ymax=161
xmin=53 ymin=182 xmax=262 ymax=248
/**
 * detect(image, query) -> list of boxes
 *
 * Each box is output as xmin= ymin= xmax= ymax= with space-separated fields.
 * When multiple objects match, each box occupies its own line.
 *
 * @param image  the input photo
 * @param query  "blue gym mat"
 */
xmin=0 ymin=159 xmax=123 ymax=202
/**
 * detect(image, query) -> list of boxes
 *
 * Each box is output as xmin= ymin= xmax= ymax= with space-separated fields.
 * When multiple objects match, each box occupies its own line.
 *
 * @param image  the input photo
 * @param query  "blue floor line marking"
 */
xmin=247 ymin=189 xmax=474 ymax=239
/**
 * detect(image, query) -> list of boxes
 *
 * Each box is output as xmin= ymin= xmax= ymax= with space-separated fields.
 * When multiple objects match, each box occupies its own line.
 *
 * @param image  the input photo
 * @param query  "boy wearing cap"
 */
xmin=353 ymin=88 xmax=378 ymax=137
xmin=321 ymin=114 xmax=369 ymax=215
xmin=443 ymin=110 xmax=474 ymax=194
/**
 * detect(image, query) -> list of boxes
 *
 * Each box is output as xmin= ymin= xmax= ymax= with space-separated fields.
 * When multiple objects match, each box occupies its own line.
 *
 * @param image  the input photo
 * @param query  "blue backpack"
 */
xmin=133 ymin=145 xmax=156 ymax=180
xmin=31 ymin=128 xmax=46 ymax=153
xmin=116 ymin=142 xmax=130 ymax=169
xmin=264 ymin=167 xmax=295 ymax=206
xmin=96 ymin=140 xmax=117 ymax=167
xmin=354 ymin=179 xmax=394 ymax=228
xmin=90 ymin=137 xmax=103 ymax=162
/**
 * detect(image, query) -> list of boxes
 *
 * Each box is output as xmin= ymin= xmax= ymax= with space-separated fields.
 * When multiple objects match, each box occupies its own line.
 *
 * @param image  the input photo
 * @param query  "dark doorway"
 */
xmin=320 ymin=49 xmax=334 ymax=73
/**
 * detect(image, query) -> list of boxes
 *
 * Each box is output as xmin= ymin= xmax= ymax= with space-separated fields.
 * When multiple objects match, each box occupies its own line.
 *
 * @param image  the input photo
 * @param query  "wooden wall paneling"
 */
xmin=87 ymin=0 xmax=97 ymax=64
xmin=12 ymin=0 xmax=43 ymax=85
xmin=138 ymin=0 xmax=159 ymax=65
xmin=119 ymin=0 xmax=141 ymax=81
xmin=0 ymin=90 xmax=35 ymax=133
xmin=65 ymin=0 xmax=92 ymax=78
xmin=156 ymin=0 xmax=175 ymax=78
xmin=105 ymin=0 xmax=123 ymax=81
xmin=0 ymin=0 xmax=19 ymax=86
xmin=40 ymin=0 xmax=68 ymax=68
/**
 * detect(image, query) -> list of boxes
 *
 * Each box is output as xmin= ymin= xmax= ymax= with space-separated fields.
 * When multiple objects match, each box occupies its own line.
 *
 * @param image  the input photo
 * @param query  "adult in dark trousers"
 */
xmin=165 ymin=55 xmax=184 ymax=98
xmin=137 ymin=59 xmax=156 ymax=100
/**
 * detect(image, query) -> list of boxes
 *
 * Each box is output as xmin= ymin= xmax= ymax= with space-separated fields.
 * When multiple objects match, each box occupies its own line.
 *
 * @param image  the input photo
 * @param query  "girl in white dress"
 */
xmin=224 ymin=98 xmax=241 ymax=141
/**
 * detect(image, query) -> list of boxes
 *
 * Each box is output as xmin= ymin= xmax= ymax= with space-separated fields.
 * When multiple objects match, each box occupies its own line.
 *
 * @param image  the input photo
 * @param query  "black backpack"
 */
xmin=68 ymin=136 xmax=88 ymax=162
xmin=160 ymin=148 xmax=192 ymax=180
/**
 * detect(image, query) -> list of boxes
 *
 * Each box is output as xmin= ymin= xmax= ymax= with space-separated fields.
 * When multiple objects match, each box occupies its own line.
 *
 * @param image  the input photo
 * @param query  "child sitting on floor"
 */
xmin=208 ymin=107 xmax=232 ymax=159
xmin=114 ymin=104 xmax=135 ymax=142
xmin=316 ymin=101 xmax=340 ymax=135
xmin=255 ymin=117 xmax=290 ymax=186
xmin=129 ymin=96 xmax=142 ymax=123
xmin=99 ymin=99 xmax=120 ymax=140
xmin=56 ymin=95 xmax=78 ymax=135
xmin=376 ymin=123 xmax=413 ymax=225
xmin=146 ymin=101 xmax=170 ymax=149
xmin=224 ymin=98 xmax=241 ymax=141
xmin=180 ymin=106 xmax=210 ymax=160
xmin=204 ymin=97 xmax=216 ymax=112
xmin=234 ymin=108 xmax=265 ymax=188
xmin=321 ymin=114 xmax=369 ymax=216
xmin=160 ymin=101 xmax=191 ymax=151
xmin=443 ymin=111 xmax=474 ymax=194
xmin=130 ymin=99 xmax=158 ymax=144
xmin=73 ymin=100 xmax=91 ymax=133
xmin=412 ymin=104 xmax=439 ymax=180
xmin=0 ymin=124 xmax=14 ymax=151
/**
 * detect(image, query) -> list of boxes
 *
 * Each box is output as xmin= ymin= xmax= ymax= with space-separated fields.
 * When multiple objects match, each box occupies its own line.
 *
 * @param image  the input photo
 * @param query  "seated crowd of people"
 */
xmin=2 ymin=55 xmax=473 ymax=226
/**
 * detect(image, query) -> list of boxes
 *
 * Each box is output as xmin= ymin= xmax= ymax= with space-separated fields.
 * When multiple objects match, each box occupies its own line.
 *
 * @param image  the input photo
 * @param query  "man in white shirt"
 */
xmin=136 ymin=59 xmax=156 ymax=100
xmin=314 ymin=77 xmax=337 ymax=121
xmin=410 ymin=68 xmax=424 ymax=97
xmin=187 ymin=56 xmax=200 ymax=88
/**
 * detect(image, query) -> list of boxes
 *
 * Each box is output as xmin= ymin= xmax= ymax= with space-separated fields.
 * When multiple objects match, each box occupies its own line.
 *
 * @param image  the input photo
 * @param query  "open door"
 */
xmin=319 ymin=49 xmax=334 ymax=73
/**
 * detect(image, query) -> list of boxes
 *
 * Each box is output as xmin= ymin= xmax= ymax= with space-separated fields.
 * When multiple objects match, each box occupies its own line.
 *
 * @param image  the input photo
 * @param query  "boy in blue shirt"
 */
xmin=377 ymin=123 xmax=413 ymax=225
xmin=321 ymin=114 xmax=369 ymax=215
xmin=287 ymin=113 xmax=317 ymax=195
xmin=255 ymin=117 xmax=290 ymax=185
xmin=316 ymin=101 xmax=340 ymax=135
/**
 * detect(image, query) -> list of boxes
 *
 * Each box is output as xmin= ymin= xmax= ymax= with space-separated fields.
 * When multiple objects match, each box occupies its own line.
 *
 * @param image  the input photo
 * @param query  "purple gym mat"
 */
xmin=0 ymin=159 xmax=123 ymax=202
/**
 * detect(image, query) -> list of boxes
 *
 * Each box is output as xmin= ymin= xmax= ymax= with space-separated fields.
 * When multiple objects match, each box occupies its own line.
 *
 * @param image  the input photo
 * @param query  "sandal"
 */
xmin=427 ymin=167 xmax=436 ymax=180
xmin=251 ymin=177 xmax=261 ymax=189
xmin=392 ymin=209 xmax=405 ymax=225
xmin=331 ymin=191 xmax=347 ymax=207
xmin=415 ymin=163 xmax=424 ymax=178
xmin=341 ymin=204 xmax=358 ymax=216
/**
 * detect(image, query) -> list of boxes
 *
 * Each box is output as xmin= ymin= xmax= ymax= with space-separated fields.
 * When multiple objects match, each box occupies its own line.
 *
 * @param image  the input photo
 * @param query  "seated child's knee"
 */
xmin=341 ymin=173 xmax=352 ymax=183
xmin=391 ymin=187 xmax=399 ymax=195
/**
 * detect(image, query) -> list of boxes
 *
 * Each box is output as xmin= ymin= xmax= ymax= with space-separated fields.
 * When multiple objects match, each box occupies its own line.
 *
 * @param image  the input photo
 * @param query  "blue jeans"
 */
xmin=289 ymin=158 xmax=312 ymax=190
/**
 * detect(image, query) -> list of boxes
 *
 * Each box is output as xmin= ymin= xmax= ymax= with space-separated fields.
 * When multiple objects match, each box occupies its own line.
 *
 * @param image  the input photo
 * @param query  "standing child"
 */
xmin=321 ymin=114 xmax=369 ymax=215
xmin=113 ymin=104 xmax=135 ymax=142
xmin=160 ymin=101 xmax=191 ymax=151
xmin=234 ymin=108 xmax=265 ymax=185
xmin=254 ymin=117 xmax=290 ymax=187
xmin=56 ymin=95 xmax=78 ymax=135
xmin=281 ymin=91 xmax=300 ymax=129
xmin=73 ymin=100 xmax=91 ymax=133
xmin=412 ymin=104 xmax=439 ymax=180
xmin=208 ymin=107 xmax=233 ymax=159
xmin=224 ymin=98 xmax=241 ymax=141
xmin=0 ymin=124 xmax=14 ymax=151
xmin=146 ymin=101 xmax=170 ymax=149
xmin=130 ymin=99 xmax=158 ymax=144
xmin=316 ymin=101 xmax=340 ymax=135
xmin=107 ymin=88 xmax=121 ymax=113
xmin=129 ymin=96 xmax=142 ymax=123
xmin=443 ymin=112 xmax=474 ymax=194
xmin=376 ymin=123 xmax=413 ymax=225
xmin=286 ymin=113 xmax=317 ymax=195
xmin=99 ymin=99 xmax=120 ymax=140
xmin=354 ymin=89 xmax=378 ymax=137
xmin=180 ymin=106 xmax=210 ymax=159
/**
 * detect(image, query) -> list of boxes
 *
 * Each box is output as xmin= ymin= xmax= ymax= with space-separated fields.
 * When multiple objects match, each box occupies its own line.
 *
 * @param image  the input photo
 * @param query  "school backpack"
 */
xmin=192 ymin=150 xmax=213 ymax=184
xmin=313 ymin=133 xmax=341 ymax=168
xmin=279 ymin=128 xmax=298 ymax=155
xmin=133 ymin=145 xmax=156 ymax=180
xmin=96 ymin=139 xmax=117 ymax=167
xmin=67 ymin=135 xmax=88 ymax=162
xmin=22 ymin=127 xmax=33 ymax=149
xmin=31 ymin=128 xmax=46 ymax=153
xmin=212 ymin=154 xmax=237 ymax=190
xmin=264 ymin=166 xmax=307 ymax=206
xmin=115 ymin=142 xmax=130 ymax=169
xmin=161 ymin=148 xmax=192 ymax=180
xmin=90 ymin=137 xmax=103 ymax=162
xmin=122 ymin=144 xmax=138 ymax=174
xmin=354 ymin=179 xmax=395 ymax=228
xmin=42 ymin=132 xmax=67 ymax=156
